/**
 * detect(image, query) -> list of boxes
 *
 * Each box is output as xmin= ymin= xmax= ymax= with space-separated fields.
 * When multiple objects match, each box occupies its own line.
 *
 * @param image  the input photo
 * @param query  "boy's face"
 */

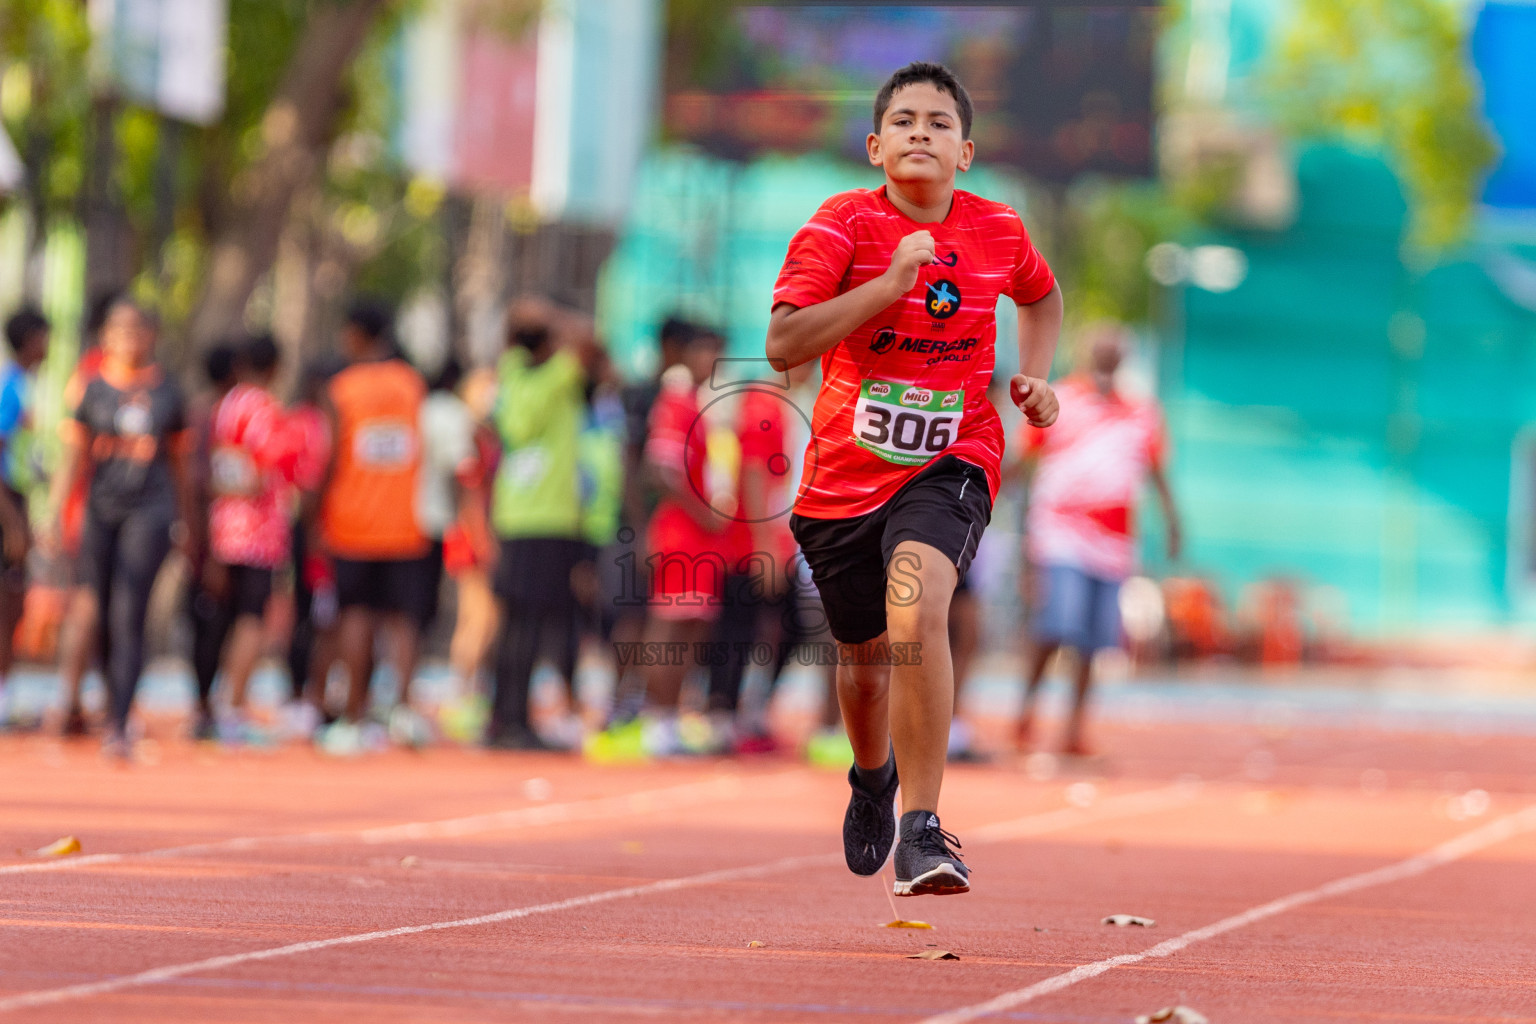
xmin=867 ymin=82 xmax=973 ymax=186
xmin=20 ymin=328 xmax=48 ymax=371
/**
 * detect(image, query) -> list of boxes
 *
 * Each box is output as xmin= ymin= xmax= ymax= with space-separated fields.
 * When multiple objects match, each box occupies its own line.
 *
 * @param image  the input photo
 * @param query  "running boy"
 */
xmin=765 ymin=62 xmax=1063 ymax=896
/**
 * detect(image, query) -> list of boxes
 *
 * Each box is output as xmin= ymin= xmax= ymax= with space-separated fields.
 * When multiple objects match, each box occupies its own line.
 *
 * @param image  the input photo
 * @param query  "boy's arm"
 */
xmin=1149 ymin=462 xmax=1183 ymax=562
xmin=766 ymin=230 xmax=937 ymax=370
xmin=1009 ymin=281 xmax=1064 ymax=428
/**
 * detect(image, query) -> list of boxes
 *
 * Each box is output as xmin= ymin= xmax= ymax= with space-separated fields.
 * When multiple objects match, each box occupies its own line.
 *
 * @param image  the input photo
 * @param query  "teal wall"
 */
xmin=1161 ymin=146 xmax=1536 ymax=630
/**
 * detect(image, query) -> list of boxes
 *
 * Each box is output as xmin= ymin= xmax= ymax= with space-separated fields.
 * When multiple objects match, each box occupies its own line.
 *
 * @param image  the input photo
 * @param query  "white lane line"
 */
xmin=0 ymin=781 xmax=1197 ymax=1012
xmin=0 ymin=775 xmax=774 ymax=877
xmin=918 ymin=803 xmax=1536 ymax=1024
xmin=0 ymin=853 xmax=832 ymax=1012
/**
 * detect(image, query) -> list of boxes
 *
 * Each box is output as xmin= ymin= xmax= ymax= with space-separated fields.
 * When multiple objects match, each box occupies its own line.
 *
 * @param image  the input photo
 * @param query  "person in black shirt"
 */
xmin=43 ymin=299 xmax=193 ymax=758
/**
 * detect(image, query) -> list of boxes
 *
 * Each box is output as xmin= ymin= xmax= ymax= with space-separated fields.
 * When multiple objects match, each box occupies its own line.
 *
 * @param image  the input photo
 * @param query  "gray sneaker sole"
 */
xmin=894 ymin=863 xmax=970 ymax=896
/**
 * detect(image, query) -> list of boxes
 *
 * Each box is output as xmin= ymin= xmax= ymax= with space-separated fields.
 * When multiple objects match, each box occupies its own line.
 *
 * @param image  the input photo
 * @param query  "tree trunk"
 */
xmin=185 ymin=0 xmax=388 ymax=353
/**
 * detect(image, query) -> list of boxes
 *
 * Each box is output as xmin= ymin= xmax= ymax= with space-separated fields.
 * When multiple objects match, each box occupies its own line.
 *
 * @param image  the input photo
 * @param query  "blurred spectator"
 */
xmin=403 ymin=356 xmax=478 ymax=746
xmin=202 ymin=335 xmax=307 ymax=743
xmin=186 ymin=340 xmax=241 ymax=740
xmin=44 ymin=299 xmax=191 ymax=759
xmin=605 ymin=316 xmax=697 ymax=724
xmin=443 ymin=369 xmax=500 ymax=700
xmin=1016 ymin=324 xmax=1181 ymax=756
xmin=1237 ymin=576 xmax=1305 ymax=666
xmin=0 ymin=307 xmax=49 ymax=726
xmin=317 ymin=299 xmax=430 ymax=753
xmin=52 ymin=290 xmax=119 ymax=736
xmin=628 ymin=328 xmax=730 ymax=755
xmin=1163 ymin=575 xmax=1227 ymax=661
xmin=286 ymin=355 xmax=341 ymax=721
xmin=486 ymin=298 xmax=596 ymax=750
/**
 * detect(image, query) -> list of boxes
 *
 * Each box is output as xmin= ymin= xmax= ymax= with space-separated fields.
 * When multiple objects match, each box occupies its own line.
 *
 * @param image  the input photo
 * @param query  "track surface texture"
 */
xmin=3 ymin=714 xmax=1536 ymax=1023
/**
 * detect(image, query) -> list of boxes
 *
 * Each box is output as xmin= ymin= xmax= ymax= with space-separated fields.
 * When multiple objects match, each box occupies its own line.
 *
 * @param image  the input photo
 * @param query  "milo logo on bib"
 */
xmin=852 ymin=378 xmax=964 ymax=466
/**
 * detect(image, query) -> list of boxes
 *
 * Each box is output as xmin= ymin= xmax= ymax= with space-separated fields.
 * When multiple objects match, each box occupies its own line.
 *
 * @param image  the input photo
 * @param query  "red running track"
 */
xmin=2 ymin=717 xmax=1535 ymax=1023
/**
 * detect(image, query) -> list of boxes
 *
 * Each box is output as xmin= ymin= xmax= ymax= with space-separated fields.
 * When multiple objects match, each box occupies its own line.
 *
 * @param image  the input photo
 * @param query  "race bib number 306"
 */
xmin=852 ymin=379 xmax=963 ymax=466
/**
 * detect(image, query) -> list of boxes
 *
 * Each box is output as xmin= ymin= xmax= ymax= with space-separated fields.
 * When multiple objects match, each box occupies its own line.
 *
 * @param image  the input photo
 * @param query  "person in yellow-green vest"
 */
xmin=486 ymin=298 xmax=601 ymax=751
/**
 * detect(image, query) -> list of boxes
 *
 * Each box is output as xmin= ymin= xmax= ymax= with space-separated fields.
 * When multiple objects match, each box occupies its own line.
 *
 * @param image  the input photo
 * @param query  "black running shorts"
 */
xmin=789 ymin=455 xmax=992 ymax=645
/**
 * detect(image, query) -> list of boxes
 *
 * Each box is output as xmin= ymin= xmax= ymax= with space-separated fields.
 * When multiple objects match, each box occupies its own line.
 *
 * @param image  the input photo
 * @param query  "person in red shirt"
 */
xmin=1016 ymin=325 xmax=1181 ymax=755
xmin=633 ymin=328 xmax=754 ymax=753
xmin=765 ymin=62 xmax=1063 ymax=897
xmin=203 ymin=335 xmax=306 ymax=741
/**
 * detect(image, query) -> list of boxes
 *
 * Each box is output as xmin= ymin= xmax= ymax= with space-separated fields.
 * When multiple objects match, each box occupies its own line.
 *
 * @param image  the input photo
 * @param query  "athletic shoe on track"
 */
xmin=893 ymin=811 xmax=970 ymax=896
xmin=843 ymin=762 xmax=899 ymax=876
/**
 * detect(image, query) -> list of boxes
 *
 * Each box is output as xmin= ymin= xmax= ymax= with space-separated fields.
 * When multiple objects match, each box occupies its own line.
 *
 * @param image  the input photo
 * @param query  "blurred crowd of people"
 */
xmin=0 ymin=295 xmax=847 ymax=761
xmin=0 ymin=297 xmax=1198 ymax=763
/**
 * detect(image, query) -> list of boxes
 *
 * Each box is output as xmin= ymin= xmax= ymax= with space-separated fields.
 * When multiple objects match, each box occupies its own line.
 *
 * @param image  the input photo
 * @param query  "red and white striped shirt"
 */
xmin=773 ymin=186 xmax=1055 ymax=518
xmin=208 ymin=384 xmax=301 ymax=568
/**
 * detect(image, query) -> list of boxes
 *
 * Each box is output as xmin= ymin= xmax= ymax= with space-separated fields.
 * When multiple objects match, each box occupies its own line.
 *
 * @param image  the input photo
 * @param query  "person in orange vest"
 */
xmin=315 ymin=299 xmax=431 ymax=754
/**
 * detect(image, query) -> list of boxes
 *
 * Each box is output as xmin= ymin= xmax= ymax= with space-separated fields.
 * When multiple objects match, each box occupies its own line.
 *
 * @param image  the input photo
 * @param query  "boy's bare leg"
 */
xmin=383 ymin=613 xmax=420 ymax=708
xmin=224 ymin=615 xmax=265 ymax=709
xmin=884 ymin=541 xmax=957 ymax=815
xmin=640 ymin=616 xmax=709 ymax=710
xmin=336 ymin=607 xmax=375 ymax=722
xmin=1016 ymin=640 xmax=1059 ymax=749
xmin=836 ymin=650 xmax=891 ymax=770
xmin=1062 ymin=649 xmax=1094 ymax=755
xmin=58 ymin=586 xmax=98 ymax=730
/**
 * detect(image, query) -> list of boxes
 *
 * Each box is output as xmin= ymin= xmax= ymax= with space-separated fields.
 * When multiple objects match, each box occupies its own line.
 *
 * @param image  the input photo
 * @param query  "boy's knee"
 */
xmin=884 ymin=593 xmax=948 ymax=641
xmin=838 ymin=661 xmax=888 ymax=699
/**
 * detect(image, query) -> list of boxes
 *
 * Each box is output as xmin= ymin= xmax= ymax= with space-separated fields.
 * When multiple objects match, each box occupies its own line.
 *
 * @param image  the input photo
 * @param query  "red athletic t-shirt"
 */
xmin=773 ymin=186 xmax=1055 ymax=519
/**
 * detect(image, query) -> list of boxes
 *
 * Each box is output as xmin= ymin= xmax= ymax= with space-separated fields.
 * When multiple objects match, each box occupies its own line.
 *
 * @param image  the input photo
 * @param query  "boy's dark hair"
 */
xmin=297 ymin=354 xmax=346 ymax=405
xmin=873 ymin=61 xmax=973 ymax=140
xmin=4 ymin=307 xmax=49 ymax=356
xmin=205 ymin=342 xmax=239 ymax=387
xmin=242 ymin=333 xmax=280 ymax=375
xmin=344 ymin=297 xmax=394 ymax=344
xmin=658 ymin=316 xmax=696 ymax=349
xmin=431 ymin=356 xmax=463 ymax=393
xmin=84 ymin=289 xmax=122 ymax=343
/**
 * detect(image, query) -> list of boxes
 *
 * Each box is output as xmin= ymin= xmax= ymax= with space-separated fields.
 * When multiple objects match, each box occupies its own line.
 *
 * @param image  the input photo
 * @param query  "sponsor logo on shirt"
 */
xmin=901 ymin=387 xmax=932 ymax=406
xmin=925 ymin=279 xmax=961 ymax=319
xmin=941 ymin=393 xmax=961 ymax=409
xmin=935 ymin=251 xmax=959 ymax=267
xmin=868 ymin=382 xmax=891 ymax=398
xmin=870 ymin=327 xmax=899 ymax=355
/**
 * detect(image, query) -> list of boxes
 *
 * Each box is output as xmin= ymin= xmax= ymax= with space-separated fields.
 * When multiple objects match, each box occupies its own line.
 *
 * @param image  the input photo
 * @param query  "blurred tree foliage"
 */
xmin=0 ymin=0 xmax=538 ymax=357
xmin=1268 ymin=0 xmax=1497 ymax=251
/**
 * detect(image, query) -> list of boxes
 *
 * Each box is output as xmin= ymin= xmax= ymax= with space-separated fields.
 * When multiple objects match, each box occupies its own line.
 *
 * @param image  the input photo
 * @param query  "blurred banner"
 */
xmin=664 ymin=3 xmax=1156 ymax=181
xmin=0 ymin=125 xmax=21 ymax=193
xmin=397 ymin=0 xmax=659 ymax=222
xmin=1472 ymin=2 xmax=1536 ymax=211
xmin=88 ymin=0 xmax=228 ymax=125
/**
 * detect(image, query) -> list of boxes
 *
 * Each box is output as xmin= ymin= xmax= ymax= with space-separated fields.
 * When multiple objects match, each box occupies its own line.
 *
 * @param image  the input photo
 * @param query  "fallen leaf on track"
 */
xmin=746 ymin=940 xmax=765 ymax=948
xmin=1102 ymin=914 xmax=1155 ymax=927
xmin=906 ymin=950 xmax=959 ymax=960
xmin=35 ymin=836 xmax=80 ymax=857
xmin=1136 ymin=1006 xmax=1208 ymax=1024
xmin=881 ymin=920 xmax=934 ymax=929
xmin=399 ymin=856 xmax=421 ymax=868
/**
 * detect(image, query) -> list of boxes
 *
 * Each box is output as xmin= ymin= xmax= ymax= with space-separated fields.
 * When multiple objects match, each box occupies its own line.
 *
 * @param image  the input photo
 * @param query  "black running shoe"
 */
xmin=843 ymin=763 xmax=899 ymax=875
xmin=893 ymin=811 xmax=970 ymax=896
